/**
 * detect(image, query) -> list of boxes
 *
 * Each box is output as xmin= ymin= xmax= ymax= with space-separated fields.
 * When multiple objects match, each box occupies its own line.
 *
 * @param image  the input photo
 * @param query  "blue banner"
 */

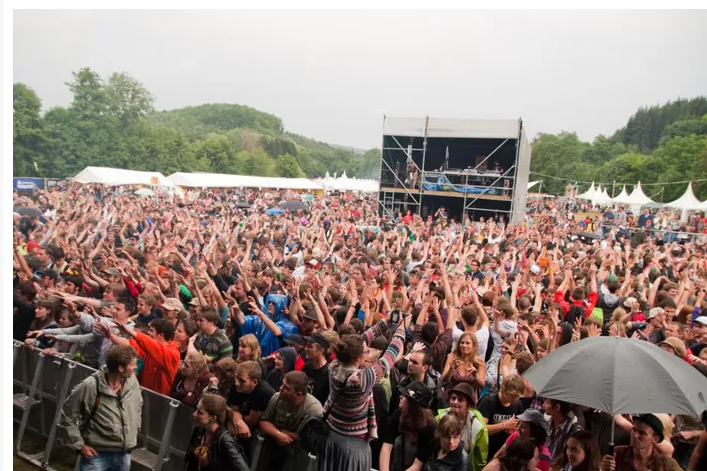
xmin=13 ymin=178 xmax=43 ymax=191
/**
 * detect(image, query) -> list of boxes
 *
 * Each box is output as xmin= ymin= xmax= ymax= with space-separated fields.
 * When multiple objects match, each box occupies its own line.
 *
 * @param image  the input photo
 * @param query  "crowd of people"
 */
xmin=12 ymin=182 xmax=707 ymax=471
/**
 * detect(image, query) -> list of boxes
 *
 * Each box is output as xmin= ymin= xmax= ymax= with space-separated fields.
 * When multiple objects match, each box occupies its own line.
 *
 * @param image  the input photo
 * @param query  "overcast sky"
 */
xmin=13 ymin=9 xmax=707 ymax=149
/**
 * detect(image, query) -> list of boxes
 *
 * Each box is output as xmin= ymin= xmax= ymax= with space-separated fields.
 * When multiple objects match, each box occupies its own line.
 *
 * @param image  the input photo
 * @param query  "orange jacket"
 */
xmin=130 ymin=332 xmax=181 ymax=396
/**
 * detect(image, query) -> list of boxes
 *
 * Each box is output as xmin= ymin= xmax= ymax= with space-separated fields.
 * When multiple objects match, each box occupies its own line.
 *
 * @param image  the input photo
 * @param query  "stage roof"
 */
xmin=383 ymin=116 xmax=521 ymax=139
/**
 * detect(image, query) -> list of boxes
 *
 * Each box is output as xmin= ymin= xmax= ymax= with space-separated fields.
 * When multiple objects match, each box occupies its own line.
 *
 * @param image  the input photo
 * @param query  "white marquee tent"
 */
xmin=74 ymin=166 xmax=179 ymax=191
xmin=167 ymin=172 xmax=323 ymax=191
xmin=592 ymin=187 xmax=612 ymax=206
xmin=624 ymin=181 xmax=654 ymax=206
xmin=576 ymin=182 xmax=597 ymax=200
xmin=664 ymin=182 xmax=704 ymax=211
xmin=314 ymin=171 xmax=380 ymax=192
xmin=612 ymin=186 xmax=631 ymax=205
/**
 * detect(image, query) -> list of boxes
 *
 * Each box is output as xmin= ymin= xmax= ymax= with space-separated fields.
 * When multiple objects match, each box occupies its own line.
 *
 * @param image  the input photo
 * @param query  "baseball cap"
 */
xmin=308 ymin=259 xmax=321 ymax=270
xmin=623 ymin=297 xmax=637 ymax=308
xmin=301 ymin=309 xmax=318 ymax=321
xmin=189 ymin=298 xmax=201 ymax=307
xmin=530 ymin=265 xmax=541 ymax=275
xmin=516 ymin=409 xmax=550 ymax=434
xmin=284 ymin=334 xmax=306 ymax=347
xmin=607 ymin=273 xmax=619 ymax=283
xmin=162 ymin=298 xmax=183 ymax=311
xmin=303 ymin=332 xmax=330 ymax=349
xmin=26 ymin=241 xmax=40 ymax=253
xmin=633 ymin=414 xmax=664 ymax=441
xmin=399 ymin=381 xmax=433 ymax=408
xmin=647 ymin=307 xmax=664 ymax=319
xmin=103 ymin=267 xmax=121 ymax=277
xmin=694 ymin=316 xmax=707 ymax=327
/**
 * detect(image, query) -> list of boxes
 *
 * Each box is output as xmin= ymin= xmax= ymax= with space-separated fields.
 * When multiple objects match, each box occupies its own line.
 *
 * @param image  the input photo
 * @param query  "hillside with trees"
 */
xmin=13 ymin=67 xmax=381 ymax=180
xmin=13 ymin=68 xmax=707 ymax=201
xmin=529 ymin=97 xmax=707 ymax=201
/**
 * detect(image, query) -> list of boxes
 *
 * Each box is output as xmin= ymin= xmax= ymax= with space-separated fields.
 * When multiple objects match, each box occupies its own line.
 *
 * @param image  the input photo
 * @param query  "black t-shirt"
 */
xmin=226 ymin=380 xmax=275 ymax=417
xmin=384 ymin=409 xmax=437 ymax=469
xmin=477 ymin=393 xmax=524 ymax=458
xmin=302 ymin=361 xmax=330 ymax=405
xmin=13 ymin=293 xmax=36 ymax=341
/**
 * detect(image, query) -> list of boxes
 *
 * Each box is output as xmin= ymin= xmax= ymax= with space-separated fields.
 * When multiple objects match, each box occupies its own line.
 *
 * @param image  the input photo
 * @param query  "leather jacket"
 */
xmin=184 ymin=426 xmax=249 ymax=471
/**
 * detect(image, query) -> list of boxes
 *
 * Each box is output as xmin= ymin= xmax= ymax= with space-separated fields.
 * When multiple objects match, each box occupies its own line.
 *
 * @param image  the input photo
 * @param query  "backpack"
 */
xmin=80 ymin=375 xmax=102 ymax=432
xmin=565 ymin=304 xmax=585 ymax=326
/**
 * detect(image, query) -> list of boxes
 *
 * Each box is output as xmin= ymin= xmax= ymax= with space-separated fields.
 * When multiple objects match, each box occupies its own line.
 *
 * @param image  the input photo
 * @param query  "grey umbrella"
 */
xmin=13 ymin=206 xmax=43 ymax=217
xmin=524 ymin=336 xmax=707 ymax=416
xmin=280 ymin=200 xmax=307 ymax=212
xmin=523 ymin=336 xmax=707 ymax=445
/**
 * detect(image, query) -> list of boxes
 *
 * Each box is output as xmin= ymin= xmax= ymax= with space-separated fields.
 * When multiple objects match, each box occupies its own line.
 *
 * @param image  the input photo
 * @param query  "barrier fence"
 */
xmin=598 ymin=224 xmax=707 ymax=244
xmin=12 ymin=342 xmax=317 ymax=471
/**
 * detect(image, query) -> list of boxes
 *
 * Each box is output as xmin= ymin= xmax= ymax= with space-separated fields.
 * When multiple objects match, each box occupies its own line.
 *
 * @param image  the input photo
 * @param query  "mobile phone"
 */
xmin=390 ymin=309 xmax=401 ymax=326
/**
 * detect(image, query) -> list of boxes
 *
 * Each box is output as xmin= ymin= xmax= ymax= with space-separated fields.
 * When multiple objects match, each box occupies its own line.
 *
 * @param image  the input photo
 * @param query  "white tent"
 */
xmin=576 ymin=181 xmax=596 ymax=200
xmin=527 ymin=181 xmax=540 ymax=191
xmin=592 ymin=188 xmax=612 ymax=206
xmin=624 ymin=181 xmax=654 ymax=206
xmin=664 ymin=182 xmax=704 ymax=211
xmin=331 ymin=177 xmax=379 ymax=192
xmin=167 ymin=172 xmax=323 ymax=191
xmin=612 ymin=186 xmax=631 ymax=205
xmin=74 ymin=166 xmax=177 ymax=189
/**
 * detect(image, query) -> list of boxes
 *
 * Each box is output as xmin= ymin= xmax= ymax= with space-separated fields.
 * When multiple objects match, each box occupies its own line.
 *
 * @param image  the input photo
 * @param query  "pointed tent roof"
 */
xmin=576 ymin=181 xmax=596 ymax=200
xmin=625 ymin=181 xmax=654 ymax=206
xmin=592 ymin=188 xmax=612 ymax=206
xmin=612 ymin=185 xmax=631 ymax=204
xmin=577 ymin=182 xmax=596 ymax=200
xmin=664 ymin=182 xmax=704 ymax=211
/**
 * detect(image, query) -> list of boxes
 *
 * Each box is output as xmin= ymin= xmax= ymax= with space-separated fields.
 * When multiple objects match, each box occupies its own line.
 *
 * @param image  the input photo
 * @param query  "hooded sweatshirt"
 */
xmin=265 ymin=347 xmax=296 ymax=390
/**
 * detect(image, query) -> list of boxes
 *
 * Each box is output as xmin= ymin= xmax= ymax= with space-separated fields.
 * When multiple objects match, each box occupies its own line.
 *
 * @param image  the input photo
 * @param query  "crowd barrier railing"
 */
xmin=13 ymin=342 xmax=319 ymax=471
xmin=600 ymin=224 xmax=707 ymax=244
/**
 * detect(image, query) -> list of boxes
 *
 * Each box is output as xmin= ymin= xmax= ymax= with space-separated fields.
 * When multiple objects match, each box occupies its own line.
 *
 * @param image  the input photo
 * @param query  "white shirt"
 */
xmin=452 ymin=326 xmax=490 ymax=360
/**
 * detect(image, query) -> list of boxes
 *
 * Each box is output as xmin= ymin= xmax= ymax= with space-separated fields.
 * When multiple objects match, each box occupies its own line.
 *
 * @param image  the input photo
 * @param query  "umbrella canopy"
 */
xmin=134 ymin=188 xmax=156 ymax=197
xmin=280 ymin=201 xmax=307 ymax=212
xmin=523 ymin=336 xmax=707 ymax=416
xmin=234 ymin=201 xmax=251 ymax=209
xmin=264 ymin=208 xmax=285 ymax=215
xmin=13 ymin=206 xmax=43 ymax=217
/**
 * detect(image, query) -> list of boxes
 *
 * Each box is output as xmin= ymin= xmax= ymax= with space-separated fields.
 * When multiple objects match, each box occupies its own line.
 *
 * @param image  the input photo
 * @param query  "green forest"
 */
xmin=13 ymin=68 xmax=380 ymax=181
xmin=530 ymin=97 xmax=707 ymax=201
xmin=13 ymin=68 xmax=707 ymax=202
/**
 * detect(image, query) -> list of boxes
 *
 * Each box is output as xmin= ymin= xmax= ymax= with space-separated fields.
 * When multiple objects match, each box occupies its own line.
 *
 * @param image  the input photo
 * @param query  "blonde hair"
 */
xmin=236 ymin=334 xmax=262 ymax=363
xmin=655 ymin=413 xmax=673 ymax=440
xmin=186 ymin=351 xmax=209 ymax=375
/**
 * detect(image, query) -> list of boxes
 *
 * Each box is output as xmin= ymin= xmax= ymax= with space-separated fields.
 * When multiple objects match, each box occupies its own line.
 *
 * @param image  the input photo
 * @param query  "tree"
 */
xmin=275 ymin=153 xmax=302 ymax=178
xmin=13 ymin=83 xmax=48 ymax=176
xmin=105 ymin=72 xmax=155 ymax=127
xmin=193 ymin=135 xmax=238 ymax=174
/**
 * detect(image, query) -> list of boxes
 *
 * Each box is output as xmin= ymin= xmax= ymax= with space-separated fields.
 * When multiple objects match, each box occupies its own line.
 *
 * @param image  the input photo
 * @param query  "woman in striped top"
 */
xmin=319 ymin=317 xmax=407 ymax=471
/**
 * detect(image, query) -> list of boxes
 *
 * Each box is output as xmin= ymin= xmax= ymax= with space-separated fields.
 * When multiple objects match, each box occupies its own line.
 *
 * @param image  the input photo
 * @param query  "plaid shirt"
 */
xmin=547 ymin=416 xmax=580 ymax=460
xmin=194 ymin=329 xmax=233 ymax=362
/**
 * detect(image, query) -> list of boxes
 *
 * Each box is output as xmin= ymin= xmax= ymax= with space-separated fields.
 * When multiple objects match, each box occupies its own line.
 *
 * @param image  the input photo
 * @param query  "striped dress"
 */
xmin=324 ymin=319 xmax=405 ymax=440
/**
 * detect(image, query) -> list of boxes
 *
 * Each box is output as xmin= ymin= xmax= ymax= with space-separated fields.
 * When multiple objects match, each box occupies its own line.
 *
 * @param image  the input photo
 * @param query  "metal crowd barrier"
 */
xmin=12 ymin=342 xmax=319 ymax=471
xmin=600 ymin=224 xmax=707 ymax=243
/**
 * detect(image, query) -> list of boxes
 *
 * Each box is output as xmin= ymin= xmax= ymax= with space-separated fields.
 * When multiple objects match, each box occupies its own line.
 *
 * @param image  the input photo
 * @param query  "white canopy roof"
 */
xmin=167 ymin=172 xmax=323 ymax=190
xmin=576 ymin=181 xmax=596 ymax=200
xmin=664 ymin=182 xmax=704 ymax=210
xmin=624 ymin=181 xmax=654 ymax=206
xmin=612 ymin=186 xmax=631 ymax=205
xmin=74 ymin=166 xmax=177 ymax=188
xmin=382 ymin=116 xmax=520 ymax=139
xmin=314 ymin=174 xmax=379 ymax=192
xmin=527 ymin=181 xmax=540 ymax=190
xmin=592 ymin=188 xmax=612 ymax=206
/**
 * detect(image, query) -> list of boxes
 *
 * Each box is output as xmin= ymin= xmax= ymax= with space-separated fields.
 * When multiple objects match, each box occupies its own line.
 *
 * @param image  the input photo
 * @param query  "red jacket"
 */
xmin=130 ymin=332 xmax=181 ymax=396
xmin=554 ymin=290 xmax=598 ymax=320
